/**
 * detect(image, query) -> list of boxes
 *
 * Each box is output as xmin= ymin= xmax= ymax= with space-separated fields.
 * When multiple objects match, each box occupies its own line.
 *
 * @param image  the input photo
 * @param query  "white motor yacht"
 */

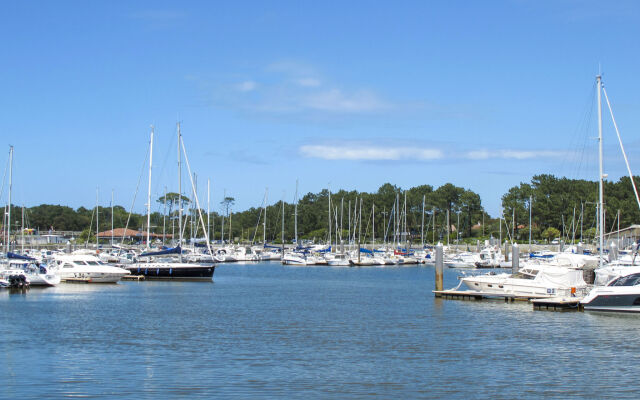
xmin=52 ymin=254 xmax=130 ymax=283
xmin=461 ymin=264 xmax=588 ymax=298
xmin=582 ymin=266 xmax=640 ymax=313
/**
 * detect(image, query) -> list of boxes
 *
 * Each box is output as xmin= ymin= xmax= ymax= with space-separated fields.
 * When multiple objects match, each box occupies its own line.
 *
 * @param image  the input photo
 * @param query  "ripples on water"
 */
xmin=1 ymin=263 xmax=640 ymax=399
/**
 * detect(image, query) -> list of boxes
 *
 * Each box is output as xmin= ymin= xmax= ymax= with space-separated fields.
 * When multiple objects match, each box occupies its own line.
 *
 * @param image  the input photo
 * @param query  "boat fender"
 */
xmin=169 ymin=268 xmax=172 ymax=275
xmin=156 ymin=268 xmax=160 ymax=275
xmin=144 ymin=268 xmax=148 ymax=275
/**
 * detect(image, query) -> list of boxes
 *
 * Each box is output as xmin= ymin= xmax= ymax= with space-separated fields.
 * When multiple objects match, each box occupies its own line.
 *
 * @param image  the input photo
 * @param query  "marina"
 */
xmin=3 ymin=1 xmax=640 ymax=398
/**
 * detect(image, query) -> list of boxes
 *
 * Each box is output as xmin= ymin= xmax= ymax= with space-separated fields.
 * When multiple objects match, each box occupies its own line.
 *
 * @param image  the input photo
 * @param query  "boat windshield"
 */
xmin=511 ymin=269 xmax=538 ymax=280
xmin=609 ymin=273 xmax=640 ymax=287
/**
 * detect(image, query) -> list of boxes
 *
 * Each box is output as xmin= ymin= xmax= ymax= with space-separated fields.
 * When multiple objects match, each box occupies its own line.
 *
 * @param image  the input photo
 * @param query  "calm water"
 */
xmin=1 ymin=262 xmax=639 ymax=399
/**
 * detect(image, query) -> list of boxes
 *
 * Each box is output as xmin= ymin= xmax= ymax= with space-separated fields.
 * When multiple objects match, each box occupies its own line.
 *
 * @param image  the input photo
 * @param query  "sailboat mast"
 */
xmin=328 ymin=189 xmax=331 ymax=248
xmin=597 ymin=74 xmax=604 ymax=268
xmin=111 ymin=189 xmax=114 ymax=247
xmin=96 ymin=187 xmax=99 ymax=248
xmin=7 ymin=146 xmax=12 ymax=253
xmin=21 ymin=205 xmax=24 ymax=253
xmin=177 ymin=122 xmax=183 ymax=262
xmin=372 ymin=202 xmax=375 ymax=247
xmin=263 ymin=188 xmax=268 ymax=244
xmin=162 ymin=187 xmax=166 ymax=246
xmin=421 ymin=195 xmax=425 ymax=248
xmin=207 ymin=178 xmax=210 ymax=243
xmin=147 ymin=126 xmax=154 ymax=248
xmin=294 ymin=180 xmax=298 ymax=245
xmin=529 ymin=195 xmax=532 ymax=249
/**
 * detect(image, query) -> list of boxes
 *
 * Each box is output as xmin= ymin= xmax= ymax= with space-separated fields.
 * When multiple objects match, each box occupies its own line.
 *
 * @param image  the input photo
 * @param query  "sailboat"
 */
xmin=123 ymin=124 xmax=216 ymax=281
xmin=1 ymin=146 xmax=60 ymax=287
xmin=581 ymin=75 xmax=640 ymax=312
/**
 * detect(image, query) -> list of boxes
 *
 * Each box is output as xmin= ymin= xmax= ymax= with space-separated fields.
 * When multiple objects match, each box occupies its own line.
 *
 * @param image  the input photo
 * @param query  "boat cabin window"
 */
xmin=74 ymin=261 xmax=88 ymax=265
xmin=609 ymin=273 xmax=640 ymax=287
xmin=63 ymin=263 xmax=73 ymax=269
xmin=86 ymin=261 xmax=99 ymax=265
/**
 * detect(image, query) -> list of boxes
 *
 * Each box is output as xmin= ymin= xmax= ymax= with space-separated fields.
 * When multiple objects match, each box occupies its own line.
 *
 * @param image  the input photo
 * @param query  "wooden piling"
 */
xmin=435 ymin=242 xmax=443 ymax=295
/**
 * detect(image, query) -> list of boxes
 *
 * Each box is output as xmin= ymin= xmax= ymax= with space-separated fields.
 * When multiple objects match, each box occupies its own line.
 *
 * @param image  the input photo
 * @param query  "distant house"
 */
xmin=604 ymin=224 xmax=640 ymax=248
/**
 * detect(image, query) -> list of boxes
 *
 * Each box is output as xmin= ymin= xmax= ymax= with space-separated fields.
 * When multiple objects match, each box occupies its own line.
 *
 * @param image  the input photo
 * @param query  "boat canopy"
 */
xmin=359 ymin=248 xmax=373 ymax=254
xmin=7 ymin=252 xmax=36 ymax=261
xmin=139 ymin=246 xmax=181 ymax=257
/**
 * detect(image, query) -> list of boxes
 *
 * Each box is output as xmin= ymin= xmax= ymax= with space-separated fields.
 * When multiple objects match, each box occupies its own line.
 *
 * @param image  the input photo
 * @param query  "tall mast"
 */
xmin=177 ymin=122 xmax=183 ymax=262
xmin=162 ymin=187 xmax=166 ymax=246
xmin=111 ymin=189 xmax=114 ymax=247
xmin=421 ymin=194 xmax=425 ymax=248
xmin=207 ymin=178 xmax=210 ymax=243
xmin=96 ymin=187 xmax=99 ymax=248
xmin=7 ymin=146 xmax=12 ymax=253
xmin=294 ymin=179 xmax=298 ymax=245
xmin=528 ymin=195 xmax=532 ymax=249
xmin=328 ymin=188 xmax=331 ymax=248
xmin=21 ymin=205 xmax=24 ymax=253
xmin=263 ymin=188 xmax=268 ymax=244
xmin=372 ymin=202 xmax=375 ymax=247
xmin=281 ymin=198 xmax=285 ymax=254
xmin=221 ymin=189 xmax=225 ymax=244
xmin=147 ymin=126 xmax=154 ymax=249
xmin=597 ymin=74 xmax=604 ymax=268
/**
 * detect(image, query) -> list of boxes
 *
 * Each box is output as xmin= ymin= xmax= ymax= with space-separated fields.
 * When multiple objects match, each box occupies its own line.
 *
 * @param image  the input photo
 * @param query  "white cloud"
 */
xmin=236 ymin=81 xmax=257 ymax=92
xmin=302 ymin=89 xmax=389 ymax=113
xmin=464 ymin=149 xmax=564 ymax=160
xmin=300 ymin=145 xmax=443 ymax=161
xmin=295 ymin=78 xmax=321 ymax=87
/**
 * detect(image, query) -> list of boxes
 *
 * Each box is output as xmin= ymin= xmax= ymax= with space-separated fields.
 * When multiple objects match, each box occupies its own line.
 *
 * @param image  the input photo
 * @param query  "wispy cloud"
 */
xmin=300 ymin=145 xmax=443 ymax=161
xmin=223 ymin=60 xmax=393 ymax=114
xmin=295 ymin=78 xmax=321 ymax=87
xmin=236 ymin=81 xmax=257 ymax=92
xmin=299 ymin=143 xmax=564 ymax=162
xmin=465 ymin=149 xmax=564 ymax=160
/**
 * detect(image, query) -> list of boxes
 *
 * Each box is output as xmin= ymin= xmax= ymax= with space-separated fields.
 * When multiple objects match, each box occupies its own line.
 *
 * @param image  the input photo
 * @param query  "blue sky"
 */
xmin=1 ymin=0 xmax=640 ymax=217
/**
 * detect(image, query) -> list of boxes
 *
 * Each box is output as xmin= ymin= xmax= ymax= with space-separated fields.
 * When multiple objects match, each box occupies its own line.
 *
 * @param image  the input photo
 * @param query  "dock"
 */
xmin=434 ymin=289 xmax=584 ymax=311
xmin=433 ymin=289 xmax=539 ymax=302
xmin=531 ymin=297 xmax=583 ymax=312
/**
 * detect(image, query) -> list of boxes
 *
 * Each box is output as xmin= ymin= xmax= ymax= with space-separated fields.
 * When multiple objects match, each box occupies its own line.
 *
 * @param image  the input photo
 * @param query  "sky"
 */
xmin=1 ymin=0 xmax=640 ymax=218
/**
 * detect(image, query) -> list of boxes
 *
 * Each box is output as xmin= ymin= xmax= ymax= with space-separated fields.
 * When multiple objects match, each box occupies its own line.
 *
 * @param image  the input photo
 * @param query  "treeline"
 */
xmin=4 ymin=175 xmax=640 ymax=244
xmin=502 ymin=174 xmax=640 ymax=241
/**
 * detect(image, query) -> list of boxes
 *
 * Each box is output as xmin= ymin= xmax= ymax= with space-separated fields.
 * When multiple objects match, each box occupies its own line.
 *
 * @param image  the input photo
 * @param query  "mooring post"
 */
xmin=511 ymin=242 xmax=519 ymax=274
xmin=435 ymin=242 xmax=444 ymax=292
xmin=504 ymin=240 xmax=509 ymax=262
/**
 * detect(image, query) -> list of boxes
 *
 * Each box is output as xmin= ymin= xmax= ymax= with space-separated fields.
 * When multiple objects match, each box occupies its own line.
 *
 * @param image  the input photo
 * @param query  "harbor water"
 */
xmin=2 ymin=262 xmax=639 ymax=398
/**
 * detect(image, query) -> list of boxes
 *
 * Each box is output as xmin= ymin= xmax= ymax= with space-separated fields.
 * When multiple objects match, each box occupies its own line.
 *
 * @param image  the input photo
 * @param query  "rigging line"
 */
xmin=152 ymin=129 xmax=177 ymax=200
xmin=85 ymin=206 xmax=95 ymax=248
xmin=120 ymin=138 xmax=151 ymax=248
xmin=602 ymin=86 xmax=640 ymax=212
xmin=569 ymin=81 xmax=597 ymax=179
xmin=180 ymin=135 xmax=215 ymax=257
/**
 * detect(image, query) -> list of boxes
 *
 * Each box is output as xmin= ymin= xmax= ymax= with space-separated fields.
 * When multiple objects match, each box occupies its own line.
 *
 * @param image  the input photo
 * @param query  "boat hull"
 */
xmin=125 ymin=263 xmax=215 ymax=281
